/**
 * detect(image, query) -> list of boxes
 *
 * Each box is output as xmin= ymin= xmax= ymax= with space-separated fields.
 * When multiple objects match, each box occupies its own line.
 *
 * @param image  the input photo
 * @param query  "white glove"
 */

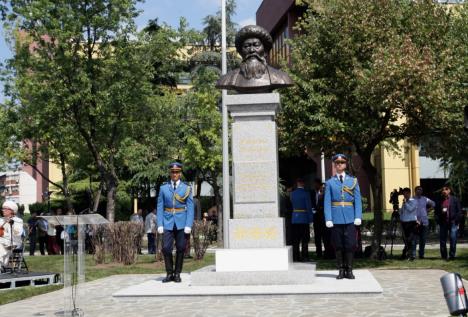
xmin=184 ymin=227 xmax=191 ymax=234
xmin=354 ymin=218 xmax=362 ymax=226
xmin=326 ymin=221 xmax=333 ymax=228
xmin=157 ymin=226 xmax=164 ymax=234
xmin=312 ymin=208 xmax=317 ymax=214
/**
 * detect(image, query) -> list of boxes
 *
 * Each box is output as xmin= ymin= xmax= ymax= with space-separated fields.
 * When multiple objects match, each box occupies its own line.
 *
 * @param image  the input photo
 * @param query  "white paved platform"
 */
xmin=112 ymin=269 xmax=382 ymax=297
xmin=0 ymin=270 xmax=456 ymax=317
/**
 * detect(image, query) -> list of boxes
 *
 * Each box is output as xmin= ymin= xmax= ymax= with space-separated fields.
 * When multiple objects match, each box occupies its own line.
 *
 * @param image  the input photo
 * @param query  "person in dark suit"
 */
xmin=290 ymin=178 xmax=314 ymax=262
xmin=311 ymin=178 xmax=326 ymax=258
xmin=280 ymin=183 xmax=294 ymax=246
xmin=435 ymin=186 xmax=462 ymax=260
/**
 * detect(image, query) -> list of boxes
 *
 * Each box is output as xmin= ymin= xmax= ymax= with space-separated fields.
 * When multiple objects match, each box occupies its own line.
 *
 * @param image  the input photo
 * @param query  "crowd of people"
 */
xmin=0 ymin=203 xmax=86 ymax=273
xmin=26 ymin=208 xmax=77 ymax=256
xmin=281 ymin=178 xmax=465 ymax=268
xmin=0 ymin=156 xmax=465 ymax=278
xmin=397 ymin=185 xmax=464 ymax=261
xmin=282 ymin=153 xmax=363 ymax=279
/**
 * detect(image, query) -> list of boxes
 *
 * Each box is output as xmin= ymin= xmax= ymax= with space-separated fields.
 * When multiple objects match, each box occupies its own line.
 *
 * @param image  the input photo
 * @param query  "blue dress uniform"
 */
xmin=290 ymin=186 xmax=314 ymax=262
xmin=157 ymin=163 xmax=194 ymax=283
xmin=324 ymin=154 xmax=362 ymax=279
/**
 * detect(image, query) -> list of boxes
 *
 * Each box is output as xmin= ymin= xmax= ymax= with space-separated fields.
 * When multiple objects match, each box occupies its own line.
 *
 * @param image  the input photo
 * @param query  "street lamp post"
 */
xmin=221 ymin=0 xmax=230 ymax=248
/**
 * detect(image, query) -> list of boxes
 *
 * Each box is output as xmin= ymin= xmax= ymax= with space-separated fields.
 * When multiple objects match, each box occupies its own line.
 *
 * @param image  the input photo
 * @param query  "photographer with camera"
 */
xmin=389 ymin=188 xmax=401 ymax=214
xmin=399 ymin=188 xmax=418 ymax=261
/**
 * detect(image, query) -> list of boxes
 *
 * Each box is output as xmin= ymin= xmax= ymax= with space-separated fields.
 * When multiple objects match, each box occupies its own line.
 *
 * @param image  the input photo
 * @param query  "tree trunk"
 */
xmin=359 ymin=151 xmax=383 ymax=258
xmin=106 ymin=175 xmax=118 ymax=223
xmin=59 ymin=153 xmax=74 ymax=213
xmin=196 ymin=175 xmax=202 ymax=199
xmin=93 ymin=187 xmax=102 ymax=213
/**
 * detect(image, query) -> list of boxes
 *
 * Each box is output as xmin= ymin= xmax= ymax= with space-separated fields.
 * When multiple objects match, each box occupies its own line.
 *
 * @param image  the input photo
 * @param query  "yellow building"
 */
xmin=379 ymin=142 xmax=420 ymax=212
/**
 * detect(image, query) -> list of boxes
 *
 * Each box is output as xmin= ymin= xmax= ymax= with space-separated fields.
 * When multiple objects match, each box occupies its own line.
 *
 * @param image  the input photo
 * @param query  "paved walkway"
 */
xmin=0 ymin=269 xmax=457 ymax=317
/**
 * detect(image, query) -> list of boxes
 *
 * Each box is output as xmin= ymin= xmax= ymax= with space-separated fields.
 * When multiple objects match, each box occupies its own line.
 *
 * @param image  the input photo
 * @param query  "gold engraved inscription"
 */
xmin=238 ymin=138 xmax=270 ymax=156
xmin=233 ymin=227 xmax=279 ymax=241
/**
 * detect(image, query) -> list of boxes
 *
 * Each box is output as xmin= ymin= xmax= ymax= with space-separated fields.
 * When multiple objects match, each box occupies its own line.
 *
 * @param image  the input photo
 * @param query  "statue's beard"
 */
xmin=240 ymin=54 xmax=267 ymax=80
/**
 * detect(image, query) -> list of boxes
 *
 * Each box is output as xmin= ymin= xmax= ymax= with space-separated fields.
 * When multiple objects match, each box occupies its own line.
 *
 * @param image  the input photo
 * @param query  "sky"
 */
xmin=0 ymin=0 xmax=263 ymax=100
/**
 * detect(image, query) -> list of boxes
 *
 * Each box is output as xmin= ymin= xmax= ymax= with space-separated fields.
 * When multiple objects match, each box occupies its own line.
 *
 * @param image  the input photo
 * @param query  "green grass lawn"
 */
xmin=1 ymin=248 xmax=467 ymax=306
xmin=313 ymin=248 xmax=468 ymax=279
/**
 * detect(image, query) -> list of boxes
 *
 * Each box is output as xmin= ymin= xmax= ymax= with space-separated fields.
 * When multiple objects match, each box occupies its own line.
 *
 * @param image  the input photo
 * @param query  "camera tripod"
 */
xmin=384 ymin=211 xmax=400 ymax=258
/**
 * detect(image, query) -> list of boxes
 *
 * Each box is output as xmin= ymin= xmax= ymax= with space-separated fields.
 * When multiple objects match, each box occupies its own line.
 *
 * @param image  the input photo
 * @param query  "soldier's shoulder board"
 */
xmin=182 ymin=181 xmax=193 ymax=188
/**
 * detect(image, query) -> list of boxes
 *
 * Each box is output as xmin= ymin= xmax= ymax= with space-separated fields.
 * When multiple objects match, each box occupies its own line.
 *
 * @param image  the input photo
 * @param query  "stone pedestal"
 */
xmin=225 ymin=93 xmax=290 ymax=270
xmin=191 ymin=93 xmax=315 ymax=286
xmin=230 ymin=93 xmax=281 ymax=220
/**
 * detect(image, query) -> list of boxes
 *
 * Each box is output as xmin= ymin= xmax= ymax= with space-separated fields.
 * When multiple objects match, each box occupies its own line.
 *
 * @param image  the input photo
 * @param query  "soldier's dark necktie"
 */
xmin=173 ymin=182 xmax=176 ymax=191
xmin=339 ymin=175 xmax=343 ymax=183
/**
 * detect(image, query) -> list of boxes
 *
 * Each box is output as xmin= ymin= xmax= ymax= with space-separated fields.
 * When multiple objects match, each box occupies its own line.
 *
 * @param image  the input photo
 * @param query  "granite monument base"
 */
xmin=215 ymin=247 xmax=291 ymax=272
xmin=112 ymin=270 xmax=383 ymax=297
xmin=191 ymin=262 xmax=316 ymax=286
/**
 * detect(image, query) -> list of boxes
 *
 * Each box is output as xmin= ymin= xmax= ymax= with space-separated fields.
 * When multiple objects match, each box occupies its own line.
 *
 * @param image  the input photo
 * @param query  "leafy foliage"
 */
xmin=202 ymin=0 xmax=238 ymax=50
xmin=281 ymin=0 xmax=465 ymax=250
xmin=0 ymin=0 xmax=184 ymax=220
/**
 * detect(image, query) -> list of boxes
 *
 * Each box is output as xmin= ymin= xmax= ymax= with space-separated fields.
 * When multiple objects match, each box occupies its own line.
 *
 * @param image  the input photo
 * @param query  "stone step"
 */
xmin=216 ymin=247 xmax=292 ymax=272
xmin=191 ymin=262 xmax=316 ymax=286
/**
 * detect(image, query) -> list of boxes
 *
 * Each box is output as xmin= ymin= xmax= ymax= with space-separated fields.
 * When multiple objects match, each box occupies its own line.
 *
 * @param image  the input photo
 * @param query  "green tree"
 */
xmin=281 ymin=0 xmax=462 ymax=252
xmin=420 ymin=4 xmax=468 ymax=199
xmin=117 ymin=18 xmax=204 ymax=212
xmin=0 ymin=0 xmax=181 ymax=221
xmin=181 ymin=66 xmax=223 ymax=244
xmin=202 ymin=0 xmax=237 ymax=51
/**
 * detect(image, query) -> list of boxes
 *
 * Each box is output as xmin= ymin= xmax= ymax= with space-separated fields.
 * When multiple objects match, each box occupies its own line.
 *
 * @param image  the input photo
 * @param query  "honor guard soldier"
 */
xmin=157 ymin=162 xmax=194 ymax=283
xmin=290 ymin=178 xmax=314 ymax=262
xmin=324 ymin=154 xmax=362 ymax=279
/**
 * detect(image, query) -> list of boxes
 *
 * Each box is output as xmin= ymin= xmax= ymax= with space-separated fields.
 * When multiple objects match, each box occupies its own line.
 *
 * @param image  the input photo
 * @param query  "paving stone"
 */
xmin=0 ymin=269 xmax=462 ymax=317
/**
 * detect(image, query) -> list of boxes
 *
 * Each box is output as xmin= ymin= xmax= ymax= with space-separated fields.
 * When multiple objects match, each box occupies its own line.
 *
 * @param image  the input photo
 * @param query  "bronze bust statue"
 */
xmin=216 ymin=25 xmax=293 ymax=93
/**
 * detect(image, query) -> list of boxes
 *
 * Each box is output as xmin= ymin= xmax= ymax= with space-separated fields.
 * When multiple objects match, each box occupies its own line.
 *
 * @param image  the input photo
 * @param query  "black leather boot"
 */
xmin=162 ymin=254 xmax=174 ymax=283
xmin=345 ymin=251 xmax=355 ymax=279
xmin=336 ymin=251 xmax=345 ymax=280
xmin=173 ymin=251 xmax=184 ymax=283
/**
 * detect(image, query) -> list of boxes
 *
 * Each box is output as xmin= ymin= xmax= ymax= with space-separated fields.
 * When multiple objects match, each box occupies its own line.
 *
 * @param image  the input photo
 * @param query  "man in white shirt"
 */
xmin=399 ymin=188 xmax=418 ymax=261
xmin=145 ymin=209 xmax=157 ymax=254
xmin=0 ymin=201 xmax=24 ymax=271
xmin=413 ymin=186 xmax=435 ymax=259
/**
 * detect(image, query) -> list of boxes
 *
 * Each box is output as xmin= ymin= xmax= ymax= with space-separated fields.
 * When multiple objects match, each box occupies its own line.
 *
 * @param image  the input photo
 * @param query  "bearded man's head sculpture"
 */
xmin=216 ymin=25 xmax=293 ymax=93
